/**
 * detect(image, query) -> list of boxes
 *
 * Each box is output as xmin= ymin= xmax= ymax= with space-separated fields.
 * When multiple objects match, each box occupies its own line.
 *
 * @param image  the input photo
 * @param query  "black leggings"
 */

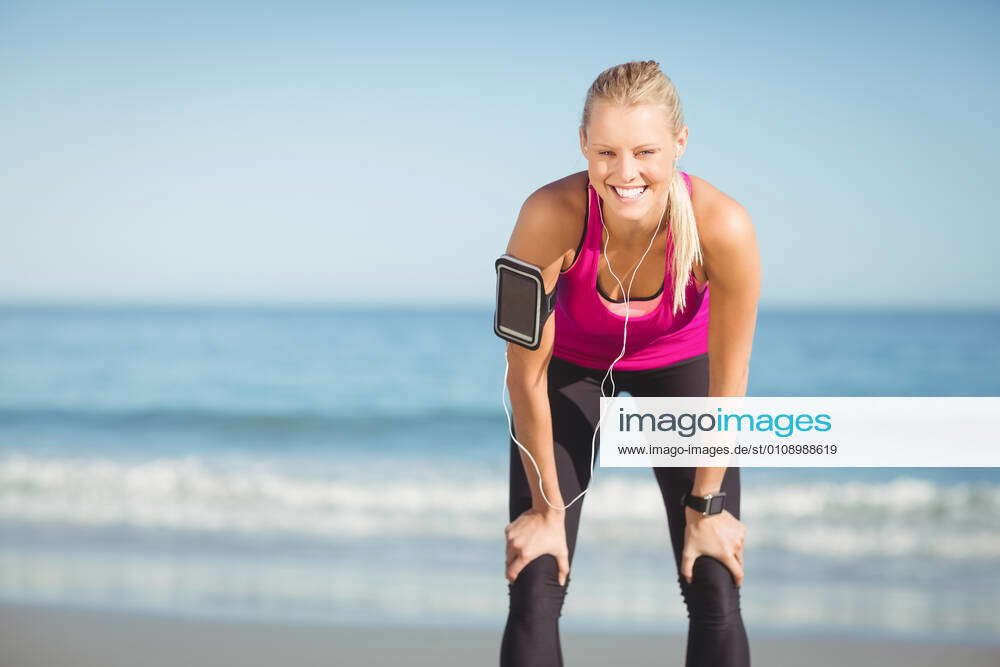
xmin=501 ymin=353 xmax=750 ymax=667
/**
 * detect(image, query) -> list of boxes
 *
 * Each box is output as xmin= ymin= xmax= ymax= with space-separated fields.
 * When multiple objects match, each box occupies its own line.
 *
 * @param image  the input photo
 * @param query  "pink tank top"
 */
xmin=552 ymin=171 xmax=710 ymax=371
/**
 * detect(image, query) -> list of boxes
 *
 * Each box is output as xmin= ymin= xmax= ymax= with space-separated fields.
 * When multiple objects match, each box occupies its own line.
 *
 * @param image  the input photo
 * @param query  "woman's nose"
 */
xmin=615 ymin=154 xmax=639 ymax=182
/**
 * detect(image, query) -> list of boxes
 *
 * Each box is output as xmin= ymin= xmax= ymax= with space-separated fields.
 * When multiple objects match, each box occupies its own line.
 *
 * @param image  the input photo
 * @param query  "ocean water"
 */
xmin=0 ymin=304 xmax=998 ymax=642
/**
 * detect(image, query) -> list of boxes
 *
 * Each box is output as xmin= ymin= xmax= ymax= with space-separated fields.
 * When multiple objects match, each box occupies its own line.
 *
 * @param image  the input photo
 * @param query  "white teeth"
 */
xmin=613 ymin=186 xmax=647 ymax=199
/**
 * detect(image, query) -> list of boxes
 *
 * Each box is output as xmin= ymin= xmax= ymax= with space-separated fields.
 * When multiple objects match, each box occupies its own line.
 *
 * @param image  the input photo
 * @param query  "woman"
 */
xmin=500 ymin=60 xmax=760 ymax=667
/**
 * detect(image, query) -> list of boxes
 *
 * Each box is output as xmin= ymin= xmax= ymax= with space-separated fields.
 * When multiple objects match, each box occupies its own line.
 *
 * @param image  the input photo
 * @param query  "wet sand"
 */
xmin=2 ymin=600 xmax=998 ymax=667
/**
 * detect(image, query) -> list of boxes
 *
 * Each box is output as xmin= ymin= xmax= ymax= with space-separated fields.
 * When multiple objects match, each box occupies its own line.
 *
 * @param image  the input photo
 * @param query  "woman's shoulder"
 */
xmin=507 ymin=171 xmax=589 ymax=273
xmin=686 ymin=173 xmax=758 ymax=286
xmin=687 ymin=173 xmax=754 ymax=248
xmin=526 ymin=170 xmax=589 ymax=219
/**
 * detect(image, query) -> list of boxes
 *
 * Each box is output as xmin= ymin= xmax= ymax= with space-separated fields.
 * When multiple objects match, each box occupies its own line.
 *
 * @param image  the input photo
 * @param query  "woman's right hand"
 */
xmin=504 ymin=508 xmax=570 ymax=586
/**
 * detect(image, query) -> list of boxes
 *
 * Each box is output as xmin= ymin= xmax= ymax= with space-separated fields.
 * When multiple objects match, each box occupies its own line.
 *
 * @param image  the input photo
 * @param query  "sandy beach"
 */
xmin=2 ymin=601 xmax=998 ymax=667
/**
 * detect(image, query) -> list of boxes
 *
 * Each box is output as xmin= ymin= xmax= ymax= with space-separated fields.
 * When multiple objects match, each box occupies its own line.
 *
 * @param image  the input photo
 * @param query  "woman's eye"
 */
xmin=639 ymin=150 xmax=656 ymax=155
xmin=599 ymin=151 xmax=613 ymax=156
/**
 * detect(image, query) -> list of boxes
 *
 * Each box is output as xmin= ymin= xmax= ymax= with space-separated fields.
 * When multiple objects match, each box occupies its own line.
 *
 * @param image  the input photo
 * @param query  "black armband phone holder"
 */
xmin=494 ymin=254 xmax=558 ymax=350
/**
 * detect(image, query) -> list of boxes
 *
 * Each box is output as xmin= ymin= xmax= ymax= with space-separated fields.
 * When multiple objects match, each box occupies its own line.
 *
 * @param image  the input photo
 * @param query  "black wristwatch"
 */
xmin=681 ymin=490 xmax=727 ymax=516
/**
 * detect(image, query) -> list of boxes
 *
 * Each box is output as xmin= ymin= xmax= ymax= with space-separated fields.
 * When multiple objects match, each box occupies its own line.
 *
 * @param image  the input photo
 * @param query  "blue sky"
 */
xmin=2 ymin=0 xmax=997 ymax=307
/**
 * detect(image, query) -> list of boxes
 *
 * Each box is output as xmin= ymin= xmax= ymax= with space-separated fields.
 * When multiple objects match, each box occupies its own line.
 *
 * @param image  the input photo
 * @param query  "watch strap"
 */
xmin=681 ymin=490 xmax=727 ymax=516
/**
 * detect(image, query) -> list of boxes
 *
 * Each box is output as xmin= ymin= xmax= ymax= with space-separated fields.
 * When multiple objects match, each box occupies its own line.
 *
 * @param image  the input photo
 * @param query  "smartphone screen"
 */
xmin=497 ymin=267 xmax=538 ymax=342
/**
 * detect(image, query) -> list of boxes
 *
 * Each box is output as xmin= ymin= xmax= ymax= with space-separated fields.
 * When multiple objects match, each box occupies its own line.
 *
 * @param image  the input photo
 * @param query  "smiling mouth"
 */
xmin=611 ymin=185 xmax=649 ymax=201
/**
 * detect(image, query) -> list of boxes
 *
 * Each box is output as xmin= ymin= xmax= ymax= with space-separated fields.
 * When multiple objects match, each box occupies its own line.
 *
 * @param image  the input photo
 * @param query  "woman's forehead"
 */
xmin=587 ymin=102 xmax=671 ymax=145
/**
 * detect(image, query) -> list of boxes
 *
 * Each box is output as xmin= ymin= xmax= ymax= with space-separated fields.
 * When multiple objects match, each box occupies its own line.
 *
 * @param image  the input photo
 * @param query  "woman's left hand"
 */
xmin=681 ymin=507 xmax=746 ymax=586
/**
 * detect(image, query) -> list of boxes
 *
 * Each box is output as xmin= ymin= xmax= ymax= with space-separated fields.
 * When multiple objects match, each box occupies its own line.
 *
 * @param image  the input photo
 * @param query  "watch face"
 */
xmin=708 ymin=494 xmax=726 ymax=514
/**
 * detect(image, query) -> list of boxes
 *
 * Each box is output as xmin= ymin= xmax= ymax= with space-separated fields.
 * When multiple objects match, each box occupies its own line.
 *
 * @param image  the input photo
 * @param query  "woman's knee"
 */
xmin=507 ymin=554 xmax=570 ymax=620
xmin=678 ymin=555 xmax=742 ymax=630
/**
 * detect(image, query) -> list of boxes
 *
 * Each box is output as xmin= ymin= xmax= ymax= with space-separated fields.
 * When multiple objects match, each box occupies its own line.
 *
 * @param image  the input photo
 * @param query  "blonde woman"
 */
xmin=501 ymin=60 xmax=760 ymax=666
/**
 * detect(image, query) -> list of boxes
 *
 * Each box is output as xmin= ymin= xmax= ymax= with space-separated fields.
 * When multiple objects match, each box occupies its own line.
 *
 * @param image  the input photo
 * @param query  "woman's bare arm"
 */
xmin=503 ymin=183 xmax=578 ymax=514
xmin=693 ymin=195 xmax=761 ymax=494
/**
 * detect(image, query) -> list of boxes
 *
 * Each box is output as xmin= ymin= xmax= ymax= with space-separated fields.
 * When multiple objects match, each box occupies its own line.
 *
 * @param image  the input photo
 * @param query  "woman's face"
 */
xmin=579 ymin=101 xmax=686 ymax=223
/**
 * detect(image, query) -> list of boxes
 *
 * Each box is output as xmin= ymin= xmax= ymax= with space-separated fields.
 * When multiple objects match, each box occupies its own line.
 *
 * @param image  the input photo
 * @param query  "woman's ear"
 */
xmin=675 ymin=126 xmax=689 ymax=159
xmin=578 ymin=126 xmax=588 ymax=158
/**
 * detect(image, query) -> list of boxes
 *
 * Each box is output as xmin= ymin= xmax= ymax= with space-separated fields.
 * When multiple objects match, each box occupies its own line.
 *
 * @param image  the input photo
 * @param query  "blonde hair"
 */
xmin=581 ymin=60 xmax=701 ymax=315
